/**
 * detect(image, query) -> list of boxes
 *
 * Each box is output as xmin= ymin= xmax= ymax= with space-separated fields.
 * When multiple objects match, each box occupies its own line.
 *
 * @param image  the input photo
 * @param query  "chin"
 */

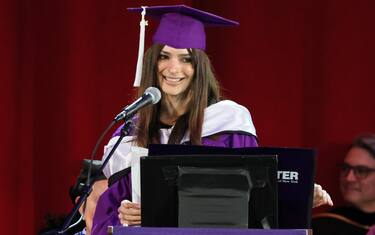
xmin=162 ymin=88 xmax=184 ymax=97
xmin=344 ymin=193 xmax=362 ymax=204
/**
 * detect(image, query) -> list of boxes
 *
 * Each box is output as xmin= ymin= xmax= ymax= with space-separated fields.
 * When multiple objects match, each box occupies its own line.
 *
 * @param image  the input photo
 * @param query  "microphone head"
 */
xmin=145 ymin=87 xmax=161 ymax=104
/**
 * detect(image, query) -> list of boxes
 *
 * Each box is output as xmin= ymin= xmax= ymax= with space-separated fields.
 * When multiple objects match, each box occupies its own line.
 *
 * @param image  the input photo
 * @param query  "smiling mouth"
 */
xmin=344 ymin=185 xmax=360 ymax=192
xmin=163 ymin=76 xmax=184 ymax=82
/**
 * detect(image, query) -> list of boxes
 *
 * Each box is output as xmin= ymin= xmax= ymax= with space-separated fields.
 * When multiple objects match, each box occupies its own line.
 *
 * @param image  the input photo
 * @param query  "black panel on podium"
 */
xmin=141 ymin=154 xmax=278 ymax=229
xmin=147 ymin=145 xmax=316 ymax=229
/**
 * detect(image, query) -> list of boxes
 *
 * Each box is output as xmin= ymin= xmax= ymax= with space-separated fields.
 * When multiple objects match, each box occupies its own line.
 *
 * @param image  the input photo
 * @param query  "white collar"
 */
xmin=159 ymin=100 xmax=256 ymax=143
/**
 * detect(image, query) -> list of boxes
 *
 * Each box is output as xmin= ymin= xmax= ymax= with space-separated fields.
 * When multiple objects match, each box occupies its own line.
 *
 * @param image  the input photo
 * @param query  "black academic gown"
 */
xmin=312 ymin=206 xmax=375 ymax=235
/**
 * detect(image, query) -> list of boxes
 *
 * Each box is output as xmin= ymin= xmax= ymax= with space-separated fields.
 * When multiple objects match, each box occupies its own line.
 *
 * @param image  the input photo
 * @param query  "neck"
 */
xmin=160 ymin=95 xmax=190 ymax=125
xmin=357 ymin=201 xmax=375 ymax=213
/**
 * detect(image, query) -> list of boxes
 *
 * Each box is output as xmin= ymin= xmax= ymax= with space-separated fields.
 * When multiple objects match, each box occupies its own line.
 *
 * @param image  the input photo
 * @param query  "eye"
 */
xmin=181 ymin=57 xmax=192 ymax=63
xmin=158 ymin=54 xmax=169 ymax=60
xmin=341 ymin=163 xmax=351 ymax=172
xmin=355 ymin=166 xmax=371 ymax=175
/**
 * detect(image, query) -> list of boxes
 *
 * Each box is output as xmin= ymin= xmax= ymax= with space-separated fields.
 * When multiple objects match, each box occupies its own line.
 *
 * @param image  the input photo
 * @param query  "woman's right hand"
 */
xmin=118 ymin=200 xmax=141 ymax=226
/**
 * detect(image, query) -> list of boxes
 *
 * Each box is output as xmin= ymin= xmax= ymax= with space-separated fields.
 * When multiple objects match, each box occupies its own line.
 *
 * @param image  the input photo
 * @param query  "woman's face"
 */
xmin=157 ymin=45 xmax=195 ymax=98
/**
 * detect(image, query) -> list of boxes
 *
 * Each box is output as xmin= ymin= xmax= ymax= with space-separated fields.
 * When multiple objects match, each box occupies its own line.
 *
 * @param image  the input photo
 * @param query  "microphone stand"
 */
xmin=54 ymin=116 xmax=133 ymax=234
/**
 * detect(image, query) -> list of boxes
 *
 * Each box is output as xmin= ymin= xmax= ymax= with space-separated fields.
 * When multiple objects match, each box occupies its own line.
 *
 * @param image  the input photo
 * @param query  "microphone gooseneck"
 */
xmin=57 ymin=87 xmax=161 ymax=234
xmin=114 ymin=87 xmax=161 ymax=122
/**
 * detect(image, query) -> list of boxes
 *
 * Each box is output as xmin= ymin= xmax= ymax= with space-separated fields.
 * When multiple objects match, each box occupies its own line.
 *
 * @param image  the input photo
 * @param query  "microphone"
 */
xmin=114 ymin=87 xmax=161 ymax=122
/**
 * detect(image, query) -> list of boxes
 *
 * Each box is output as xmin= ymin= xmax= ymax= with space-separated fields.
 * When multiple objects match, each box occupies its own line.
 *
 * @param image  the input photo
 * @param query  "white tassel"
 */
xmin=133 ymin=6 xmax=148 ymax=87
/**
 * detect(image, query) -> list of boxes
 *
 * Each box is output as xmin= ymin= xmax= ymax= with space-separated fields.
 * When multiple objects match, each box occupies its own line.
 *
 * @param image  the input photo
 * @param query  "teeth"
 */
xmin=164 ymin=76 xmax=183 ymax=82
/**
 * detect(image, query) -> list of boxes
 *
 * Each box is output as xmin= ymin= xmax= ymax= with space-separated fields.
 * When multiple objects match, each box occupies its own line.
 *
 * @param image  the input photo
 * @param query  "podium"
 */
xmin=147 ymin=145 xmax=316 ymax=229
xmin=109 ymin=227 xmax=312 ymax=235
xmin=141 ymin=154 xmax=278 ymax=228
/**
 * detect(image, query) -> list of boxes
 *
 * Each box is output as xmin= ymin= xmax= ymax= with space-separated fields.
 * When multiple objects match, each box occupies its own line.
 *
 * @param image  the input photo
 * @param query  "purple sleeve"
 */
xmin=201 ymin=132 xmax=258 ymax=148
xmin=91 ymin=172 xmax=132 ymax=235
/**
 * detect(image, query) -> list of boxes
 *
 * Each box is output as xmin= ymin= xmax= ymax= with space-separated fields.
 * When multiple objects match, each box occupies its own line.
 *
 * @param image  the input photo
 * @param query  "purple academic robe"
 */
xmin=91 ymin=133 xmax=258 ymax=235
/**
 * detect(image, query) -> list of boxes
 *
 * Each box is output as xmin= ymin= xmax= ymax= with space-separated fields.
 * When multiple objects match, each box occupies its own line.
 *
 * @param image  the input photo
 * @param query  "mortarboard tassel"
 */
xmin=133 ymin=6 xmax=148 ymax=87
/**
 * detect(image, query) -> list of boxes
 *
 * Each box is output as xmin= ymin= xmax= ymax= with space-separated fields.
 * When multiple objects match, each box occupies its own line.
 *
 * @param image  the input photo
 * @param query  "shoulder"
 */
xmin=102 ymin=116 xmax=142 ymax=178
xmin=111 ymin=115 xmax=138 ymax=138
xmin=206 ymin=100 xmax=251 ymax=115
xmin=202 ymin=100 xmax=256 ymax=137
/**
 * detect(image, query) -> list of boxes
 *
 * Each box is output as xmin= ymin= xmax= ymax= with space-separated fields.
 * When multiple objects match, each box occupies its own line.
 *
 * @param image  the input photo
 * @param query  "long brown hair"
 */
xmin=135 ymin=44 xmax=221 ymax=147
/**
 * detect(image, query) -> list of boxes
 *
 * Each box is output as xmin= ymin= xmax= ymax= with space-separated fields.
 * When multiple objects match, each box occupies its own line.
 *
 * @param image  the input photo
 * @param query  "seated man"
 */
xmin=69 ymin=159 xmax=108 ymax=235
xmin=313 ymin=134 xmax=375 ymax=235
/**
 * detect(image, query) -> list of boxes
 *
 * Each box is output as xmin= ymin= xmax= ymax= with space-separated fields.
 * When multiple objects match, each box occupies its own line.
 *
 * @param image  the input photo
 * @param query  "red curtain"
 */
xmin=1 ymin=0 xmax=374 ymax=234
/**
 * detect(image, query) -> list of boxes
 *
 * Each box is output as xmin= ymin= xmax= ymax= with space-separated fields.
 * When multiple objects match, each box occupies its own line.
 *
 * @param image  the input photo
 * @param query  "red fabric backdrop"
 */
xmin=1 ymin=0 xmax=375 ymax=234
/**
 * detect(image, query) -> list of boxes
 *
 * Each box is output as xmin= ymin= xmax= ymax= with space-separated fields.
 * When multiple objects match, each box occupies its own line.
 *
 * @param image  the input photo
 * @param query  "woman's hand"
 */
xmin=313 ymin=183 xmax=333 ymax=208
xmin=118 ymin=200 xmax=141 ymax=226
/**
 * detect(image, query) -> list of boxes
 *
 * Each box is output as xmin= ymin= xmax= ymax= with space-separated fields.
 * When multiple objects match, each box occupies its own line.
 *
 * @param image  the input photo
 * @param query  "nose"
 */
xmin=167 ymin=58 xmax=181 ymax=74
xmin=345 ymin=169 xmax=357 ymax=181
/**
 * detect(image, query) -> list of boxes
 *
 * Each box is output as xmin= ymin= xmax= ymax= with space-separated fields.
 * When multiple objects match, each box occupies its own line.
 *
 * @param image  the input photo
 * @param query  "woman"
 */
xmin=92 ymin=6 xmax=258 ymax=234
xmin=92 ymin=5 xmax=332 ymax=235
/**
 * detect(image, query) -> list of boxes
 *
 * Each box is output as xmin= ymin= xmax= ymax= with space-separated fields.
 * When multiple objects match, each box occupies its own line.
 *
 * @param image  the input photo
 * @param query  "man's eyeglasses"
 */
xmin=340 ymin=163 xmax=375 ymax=179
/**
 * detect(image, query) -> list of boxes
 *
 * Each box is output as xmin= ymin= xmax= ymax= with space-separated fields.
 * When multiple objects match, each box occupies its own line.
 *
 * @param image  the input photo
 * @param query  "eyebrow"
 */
xmin=343 ymin=163 xmax=373 ymax=168
xmin=160 ymin=50 xmax=190 ymax=57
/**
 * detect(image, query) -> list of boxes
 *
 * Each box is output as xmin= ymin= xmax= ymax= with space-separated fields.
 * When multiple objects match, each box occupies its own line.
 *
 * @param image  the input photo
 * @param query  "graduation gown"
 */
xmin=92 ymin=100 xmax=258 ymax=235
xmin=312 ymin=206 xmax=375 ymax=235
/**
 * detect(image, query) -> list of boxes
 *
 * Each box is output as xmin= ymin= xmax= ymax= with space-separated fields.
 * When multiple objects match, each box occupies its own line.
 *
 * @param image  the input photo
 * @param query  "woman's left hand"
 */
xmin=118 ymin=200 xmax=141 ymax=226
xmin=313 ymin=183 xmax=333 ymax=208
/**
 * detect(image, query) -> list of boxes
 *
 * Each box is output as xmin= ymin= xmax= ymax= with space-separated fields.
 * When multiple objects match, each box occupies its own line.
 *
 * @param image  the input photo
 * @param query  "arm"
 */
xmin=91 ymin=172 xmax=132 ymax=235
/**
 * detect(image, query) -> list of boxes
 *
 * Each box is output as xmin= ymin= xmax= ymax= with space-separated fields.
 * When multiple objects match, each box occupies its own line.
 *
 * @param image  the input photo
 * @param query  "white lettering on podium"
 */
xmin=277 ymin=171 xmax=299 ymax=183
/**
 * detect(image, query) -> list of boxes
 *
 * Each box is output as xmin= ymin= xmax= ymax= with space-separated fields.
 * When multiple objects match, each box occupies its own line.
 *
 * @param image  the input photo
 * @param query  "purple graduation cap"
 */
xmin=128 ymin=5 xmax=239 ymax=50
xmin=128 ymin=5 xmax=239 ymax=86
